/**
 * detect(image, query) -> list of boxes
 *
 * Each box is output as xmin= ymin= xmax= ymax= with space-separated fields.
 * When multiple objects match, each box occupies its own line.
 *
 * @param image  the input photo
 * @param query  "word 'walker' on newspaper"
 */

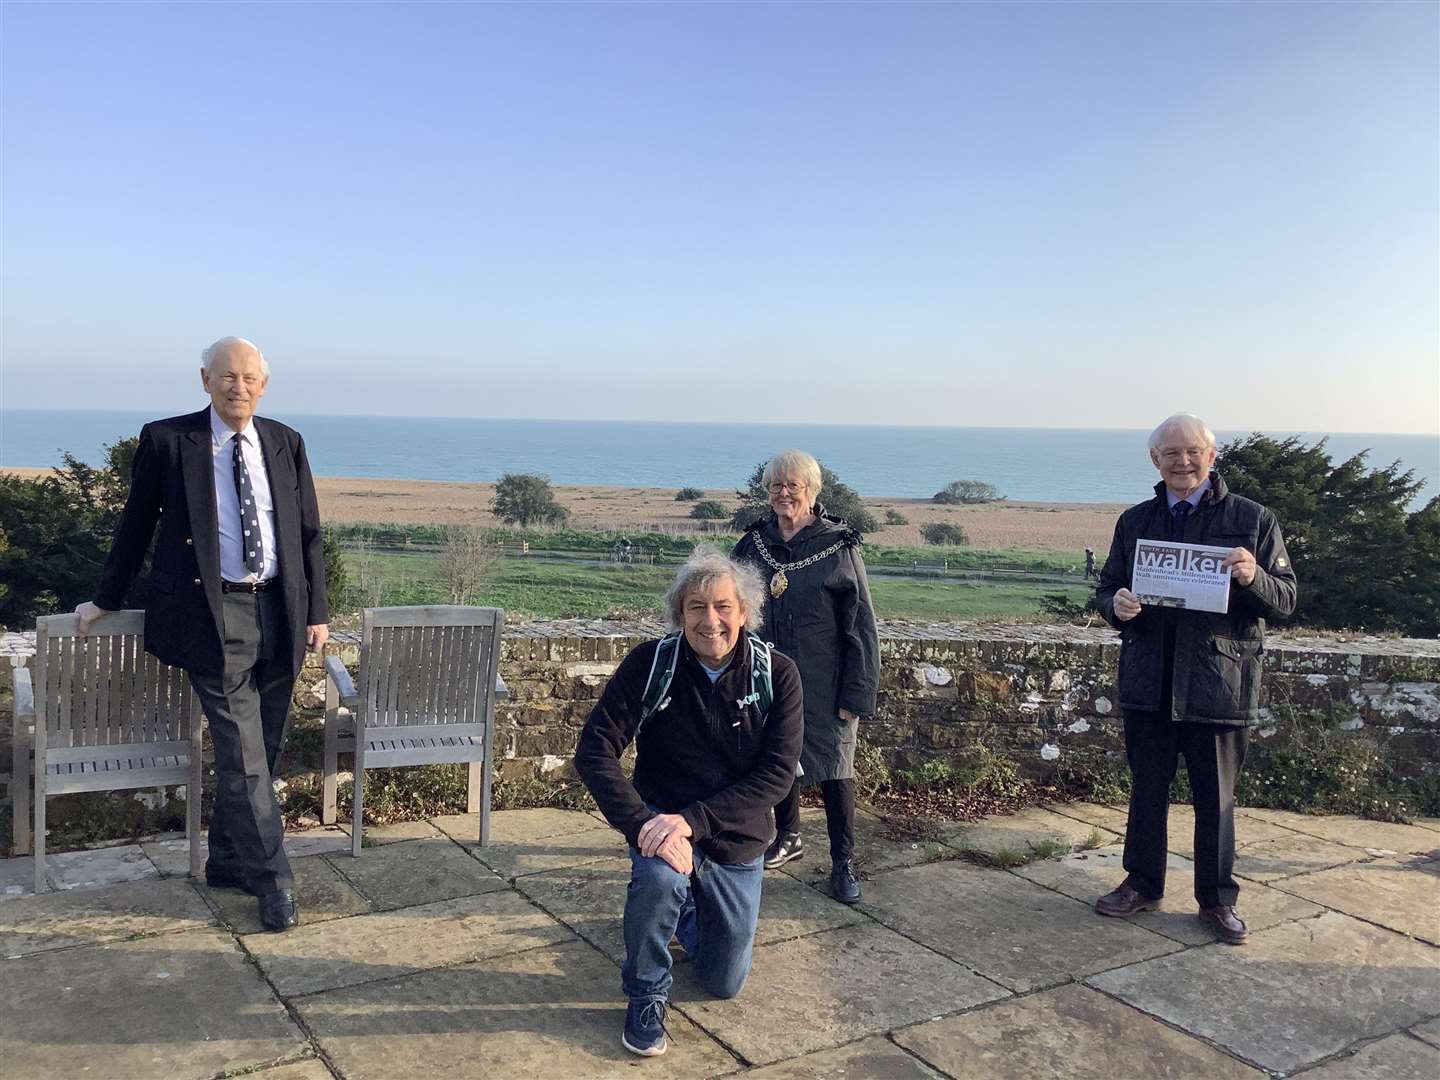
xmin=1131 ymin=539 xmax=1233 ymax=614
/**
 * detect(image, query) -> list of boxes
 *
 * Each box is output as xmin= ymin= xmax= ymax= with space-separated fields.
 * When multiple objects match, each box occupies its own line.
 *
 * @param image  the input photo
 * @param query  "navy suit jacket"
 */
xmin=94 ymin=408 xmax=328 ymax=677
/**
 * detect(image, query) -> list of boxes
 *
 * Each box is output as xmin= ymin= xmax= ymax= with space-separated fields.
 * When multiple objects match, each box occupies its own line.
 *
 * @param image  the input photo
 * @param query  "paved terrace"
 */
xmin=2 ymin=803 xmax=1438 ymax=1080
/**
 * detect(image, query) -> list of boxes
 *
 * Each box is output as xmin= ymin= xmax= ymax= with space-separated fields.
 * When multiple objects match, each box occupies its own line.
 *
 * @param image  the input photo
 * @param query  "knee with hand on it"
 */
xmin=629 ymin=852 xmax=690 ymax=897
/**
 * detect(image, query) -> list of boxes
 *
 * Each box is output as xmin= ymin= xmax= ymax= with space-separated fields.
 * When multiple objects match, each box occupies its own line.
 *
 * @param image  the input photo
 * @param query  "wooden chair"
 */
xmin=16 ymin=612 xmax=203 ymax=893
xmin=321 ymin=606 xmax=507 ymax=856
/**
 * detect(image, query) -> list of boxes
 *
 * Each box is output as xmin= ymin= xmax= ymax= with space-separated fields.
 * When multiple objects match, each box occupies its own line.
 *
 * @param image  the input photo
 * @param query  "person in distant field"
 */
xmin=575 ymin=547 xmax=803 ymax=1057
xmin=1094 ymin=413 xmax=1296 ymax=945
xmin=75 ymin=336 xmax=329 ymax=933
xmin=1084 ymin=547 xmax=1096 ymax=579
xmin=732 ymin=449 xmax=880 ymax=904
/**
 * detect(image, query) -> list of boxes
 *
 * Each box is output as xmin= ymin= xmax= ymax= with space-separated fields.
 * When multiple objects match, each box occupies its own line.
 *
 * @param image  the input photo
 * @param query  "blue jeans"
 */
xmin=620 ymin=844 xmax=764 ymax=1003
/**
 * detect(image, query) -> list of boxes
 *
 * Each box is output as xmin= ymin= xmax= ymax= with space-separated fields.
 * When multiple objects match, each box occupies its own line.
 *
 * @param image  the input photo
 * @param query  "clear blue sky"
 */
xmin=3 ymin=1 xmax=1436 ymax=433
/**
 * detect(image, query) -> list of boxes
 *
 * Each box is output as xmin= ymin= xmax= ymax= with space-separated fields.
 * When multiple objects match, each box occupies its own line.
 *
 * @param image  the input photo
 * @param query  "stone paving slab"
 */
xmin=0 ymin=877 xmax=214 ymax=958
xmin=942 ymin=806 xmax=1119 ymax=859
xmin=1045 ymin=801 xmax=1129 ymax=832
xmin=203 ymin=855 xmax=371 ymax=934
xmin=1299 ymin=1033 xmax=1440 ymax=1079
xmin=465 ymin=824 xmax=629 ymax=881
xmin=45 ymin=844 xmax=157 ymax=890
xmin=142 ymin=827 xmax=352 ymax=878
xmin=434 ymin=808 xmax=612 ymax=846
xmin=1013 ymin=846 xmax=1324 ymax=946
xmin=251 ymin=1061 xmax=335 ymax=1080
xmin=0 ymin=926 xmax=305 ymax=1080
xmin=858 ymin=860 xmax=1180 ymax=992
xmin=1412 ymin=1016 xmax=1440 ymax=1048
xmin=296 ymin=938 xmax=737 ymax=1079
xmin=1088 ymin=911 xmax=1440 ymax=1074
xmin=344 ymin=818 xmax=444 ymax=845
xmin=741 ymin=1036 xmax=946 ymax=1078
xmin=324 ymin=837 xmax=507 ymax=910
xmin=1273 ymin=860 xmax=1440 ymax=944
xmin=675 ymin=922 xmax=1009 ymax=1067
xmin=1 ymin=855 xmax=36 ymax=899
xmin=891 ymin=983 xmax=1265 ymax=1079
xmin=779 ymin=806 xmax=953 ymax=888
xmin=1247 ymin=814 xmax=1440 ymax=858
xmin=247 ymin=888 xmax=577 ymax=997
xmin=1163 ymin=804 xmax=1305 ymax=858
xmin=515 ymin=854 xmax=867 ymax=964
xmin=1234 ymin=833 xmax=1374 ymax=882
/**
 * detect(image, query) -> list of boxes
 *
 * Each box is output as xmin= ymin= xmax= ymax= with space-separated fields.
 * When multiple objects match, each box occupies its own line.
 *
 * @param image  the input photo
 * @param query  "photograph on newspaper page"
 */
xmin=1131 ymin=539 xmax=1233 ymax=614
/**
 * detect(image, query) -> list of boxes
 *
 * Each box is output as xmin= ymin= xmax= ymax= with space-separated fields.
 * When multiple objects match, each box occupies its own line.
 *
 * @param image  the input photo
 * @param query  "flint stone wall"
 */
xmin=295 ymin=619 xmax=1440 ymax=787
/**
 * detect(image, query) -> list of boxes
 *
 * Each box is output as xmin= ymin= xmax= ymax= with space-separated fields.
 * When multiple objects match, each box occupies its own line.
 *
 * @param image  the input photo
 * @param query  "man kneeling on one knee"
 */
xmin=575 ymin=546 xmax=803 ymax=1057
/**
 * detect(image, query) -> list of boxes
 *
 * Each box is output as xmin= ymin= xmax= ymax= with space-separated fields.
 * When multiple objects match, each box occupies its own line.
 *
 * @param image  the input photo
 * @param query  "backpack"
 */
xmin=638 ymin=631 xmax=774 ymax=729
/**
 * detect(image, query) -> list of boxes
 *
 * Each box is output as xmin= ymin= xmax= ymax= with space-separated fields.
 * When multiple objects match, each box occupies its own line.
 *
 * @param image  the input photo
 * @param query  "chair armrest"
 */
xmin=13 ymin=665 xmax=35 ymax=720
xmin=494 ymin=673 xmax=509 ymax=701
xmin=324 ymin=655 xmax=360 ymax=708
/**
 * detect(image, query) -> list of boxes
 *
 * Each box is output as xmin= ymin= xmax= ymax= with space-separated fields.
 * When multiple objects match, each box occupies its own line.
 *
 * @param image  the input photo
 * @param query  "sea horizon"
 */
xmin=4 ymin=408 xmax=1437 ymax=507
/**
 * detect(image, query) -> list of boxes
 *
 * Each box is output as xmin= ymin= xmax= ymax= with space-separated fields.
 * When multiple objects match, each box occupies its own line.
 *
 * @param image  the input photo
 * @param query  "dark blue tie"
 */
xmin=233 ymin=435 xmax=264 ymax=575
xmin=1170 ymin=500 xmax=1192 ymax=540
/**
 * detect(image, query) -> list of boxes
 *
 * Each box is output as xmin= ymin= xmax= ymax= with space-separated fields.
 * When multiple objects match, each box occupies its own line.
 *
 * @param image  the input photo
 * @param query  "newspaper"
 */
xmin=1131 ymin=538 xmax=1233 ymax=614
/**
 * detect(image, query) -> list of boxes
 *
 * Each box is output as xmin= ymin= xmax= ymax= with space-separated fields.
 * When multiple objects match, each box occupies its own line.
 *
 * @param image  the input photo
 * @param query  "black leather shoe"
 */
xmin=830 ymin=859 xmax=861 ymax=904
xmin=1095 ymin=883 xmax=1159 ymax=917
xmin=1199 ymin=905 xmax=1248 ymax=945
xmin=205 ymin=866 xmax=255 ymax=894
xmin=764 ymin=832 xmax=805 ymax=870
xmin=258 ymin=889 xmax=299 ymax=932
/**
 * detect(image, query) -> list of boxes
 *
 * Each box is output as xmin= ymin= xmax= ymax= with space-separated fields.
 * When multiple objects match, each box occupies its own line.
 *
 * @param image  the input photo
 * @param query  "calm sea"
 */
xmin=3 ymin=409 xmax=1437 ymax=506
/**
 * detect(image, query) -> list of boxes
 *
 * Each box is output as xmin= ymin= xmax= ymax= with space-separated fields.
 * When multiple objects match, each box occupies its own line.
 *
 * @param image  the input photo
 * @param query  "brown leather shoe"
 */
xmin=1199 ymin=905 xmax=1248 ymax=945
xmin=1095 ymin=883 xmax=1159 ymax=917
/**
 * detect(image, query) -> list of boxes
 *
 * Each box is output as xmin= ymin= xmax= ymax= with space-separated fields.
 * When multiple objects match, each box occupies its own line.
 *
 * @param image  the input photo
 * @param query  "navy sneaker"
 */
xmin=622 ymin=996 xmax=669 ymax=1057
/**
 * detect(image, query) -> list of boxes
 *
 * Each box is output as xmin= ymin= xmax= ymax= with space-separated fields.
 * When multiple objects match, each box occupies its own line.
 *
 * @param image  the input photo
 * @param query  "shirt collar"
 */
xmin=209 ymin=405 xmax=256 ymax=447
xmin=1166 ymin=475 xmax=1211 ymax=509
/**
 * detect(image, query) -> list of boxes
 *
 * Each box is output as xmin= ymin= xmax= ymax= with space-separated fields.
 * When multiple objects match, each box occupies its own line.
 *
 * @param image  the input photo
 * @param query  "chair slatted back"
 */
xmin=35 ymin=613 xmax=196 ymax=749
xmin=359 ymin=606 xmax=504 ymax=729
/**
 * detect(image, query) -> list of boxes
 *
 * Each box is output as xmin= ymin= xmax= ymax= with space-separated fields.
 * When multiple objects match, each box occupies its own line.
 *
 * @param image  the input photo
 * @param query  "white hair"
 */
xmin=664 ymin=545 xmax=766 ymax=633
xmin=1148 ymin=413 xmax=1216 ymax=452
xmin=761 ymin=449 xmax=823 ymax=499
xmin=201 ymin=336 xmax=269 ymax=376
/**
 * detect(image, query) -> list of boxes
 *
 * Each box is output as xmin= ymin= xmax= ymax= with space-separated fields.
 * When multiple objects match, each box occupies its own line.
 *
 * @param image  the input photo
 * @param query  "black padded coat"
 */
xmin=1096 ymin=474 xmax=1297 ymax=726
xmin=733 ymin=506 xmax=880 ymax=782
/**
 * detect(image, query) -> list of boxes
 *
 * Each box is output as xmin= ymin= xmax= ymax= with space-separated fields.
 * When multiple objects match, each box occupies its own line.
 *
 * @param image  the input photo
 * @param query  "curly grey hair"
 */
xmin=664 ymin=544 xmax=767 ymax=633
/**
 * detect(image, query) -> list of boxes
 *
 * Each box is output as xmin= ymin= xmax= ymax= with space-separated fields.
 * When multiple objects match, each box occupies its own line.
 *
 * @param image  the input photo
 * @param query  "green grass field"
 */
xmin=339 ymin=549 xmax=1091 ymax=622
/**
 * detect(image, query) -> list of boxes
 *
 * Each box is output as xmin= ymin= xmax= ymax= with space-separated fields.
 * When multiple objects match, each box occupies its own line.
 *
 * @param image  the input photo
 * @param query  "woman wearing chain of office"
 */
xmin=732 ymin=449 xmax=880 ymax=903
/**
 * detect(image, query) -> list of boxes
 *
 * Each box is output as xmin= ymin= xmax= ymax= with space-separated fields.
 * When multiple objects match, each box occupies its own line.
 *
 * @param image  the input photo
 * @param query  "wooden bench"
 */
xmin=322 ymin=606 xmax=508 ymax=854
xmin=16 ymin=612 xmax=203 ymax=893
xmin=498 ymin=540 xmax=529 ymax=556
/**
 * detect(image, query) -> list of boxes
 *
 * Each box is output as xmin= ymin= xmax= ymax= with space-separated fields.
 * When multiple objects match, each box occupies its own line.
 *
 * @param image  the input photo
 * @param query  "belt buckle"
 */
xmin=247 ymin=580 xmax=261 ymax=594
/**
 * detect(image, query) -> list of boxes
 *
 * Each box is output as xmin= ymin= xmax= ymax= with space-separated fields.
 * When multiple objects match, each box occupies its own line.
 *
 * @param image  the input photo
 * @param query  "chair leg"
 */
xmin=322 ymin=712 xmax=339 ymax=825
xmin=467 ymin=761 xmax=482 ymax=816
xmin=351 ymin=762 xmax=364 ymax=858
xmin=479 ymin=746 xmax=495 ymax=848
xmin=12 ymin=728 xmax=30 ymax=856
xmin=33 ymin=784 xmax=46 ymax=894
xmin=187 ymin=726 xmax=204 ymax=881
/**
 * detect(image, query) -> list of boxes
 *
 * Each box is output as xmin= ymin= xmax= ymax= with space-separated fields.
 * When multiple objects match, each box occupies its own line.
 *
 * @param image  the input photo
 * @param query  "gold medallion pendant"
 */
xmin=769 ymin=570 xmax=788 ymax=598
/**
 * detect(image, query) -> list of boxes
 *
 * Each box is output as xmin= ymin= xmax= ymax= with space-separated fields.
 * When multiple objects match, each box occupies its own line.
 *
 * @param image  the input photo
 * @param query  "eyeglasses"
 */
xmin=1158 ymin=447 xmax=1210 ymax=463
xmin=766 ymin=481 xmax=806 ymax=494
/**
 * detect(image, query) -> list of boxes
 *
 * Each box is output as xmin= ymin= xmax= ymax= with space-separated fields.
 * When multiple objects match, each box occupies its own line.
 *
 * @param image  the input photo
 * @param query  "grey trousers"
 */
xmin=189 ymin=589 xmax=295 ymax=894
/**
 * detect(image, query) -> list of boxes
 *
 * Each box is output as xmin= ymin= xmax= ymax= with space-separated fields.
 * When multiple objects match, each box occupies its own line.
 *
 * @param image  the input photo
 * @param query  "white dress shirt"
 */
xmin=210 ymin=406 xmax=279 ymax=582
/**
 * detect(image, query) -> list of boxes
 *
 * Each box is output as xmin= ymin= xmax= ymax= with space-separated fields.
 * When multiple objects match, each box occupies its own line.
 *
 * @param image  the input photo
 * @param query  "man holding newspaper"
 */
xmin=1095 ymin=413 xmax=1297 ymax=945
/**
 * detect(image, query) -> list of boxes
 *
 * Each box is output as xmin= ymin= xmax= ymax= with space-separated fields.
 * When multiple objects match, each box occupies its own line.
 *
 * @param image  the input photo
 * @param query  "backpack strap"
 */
xmin=747 ymin=632 xmax=774 ymax=718
xmin=638 ymin=632 xmax=682 ymax=729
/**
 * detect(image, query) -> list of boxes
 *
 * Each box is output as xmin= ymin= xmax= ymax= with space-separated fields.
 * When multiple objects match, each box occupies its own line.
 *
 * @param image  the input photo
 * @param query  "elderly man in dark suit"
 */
xmin=76 ymin=336 xmax=328 ymax=931
xmin=1094 ymin=413 xmax=1296 ymax=945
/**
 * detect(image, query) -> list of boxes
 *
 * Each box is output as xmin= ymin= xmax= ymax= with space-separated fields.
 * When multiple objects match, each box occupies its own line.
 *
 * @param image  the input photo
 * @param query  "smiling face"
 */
xmin=682 ymin=575 xmax=749 ymax=668
xmin=1150 ymin=423 xmax=1217 ymax=499
xmin=767 ymin=473 xmax=812 ymax=524
xmin=201 ymin=341 xmax=268 ymax=430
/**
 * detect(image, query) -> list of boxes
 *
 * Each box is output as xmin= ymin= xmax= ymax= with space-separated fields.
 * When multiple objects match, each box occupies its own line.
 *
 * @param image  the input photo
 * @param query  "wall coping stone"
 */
xmin=5 ymin=620 xmax=1438 ymax=662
